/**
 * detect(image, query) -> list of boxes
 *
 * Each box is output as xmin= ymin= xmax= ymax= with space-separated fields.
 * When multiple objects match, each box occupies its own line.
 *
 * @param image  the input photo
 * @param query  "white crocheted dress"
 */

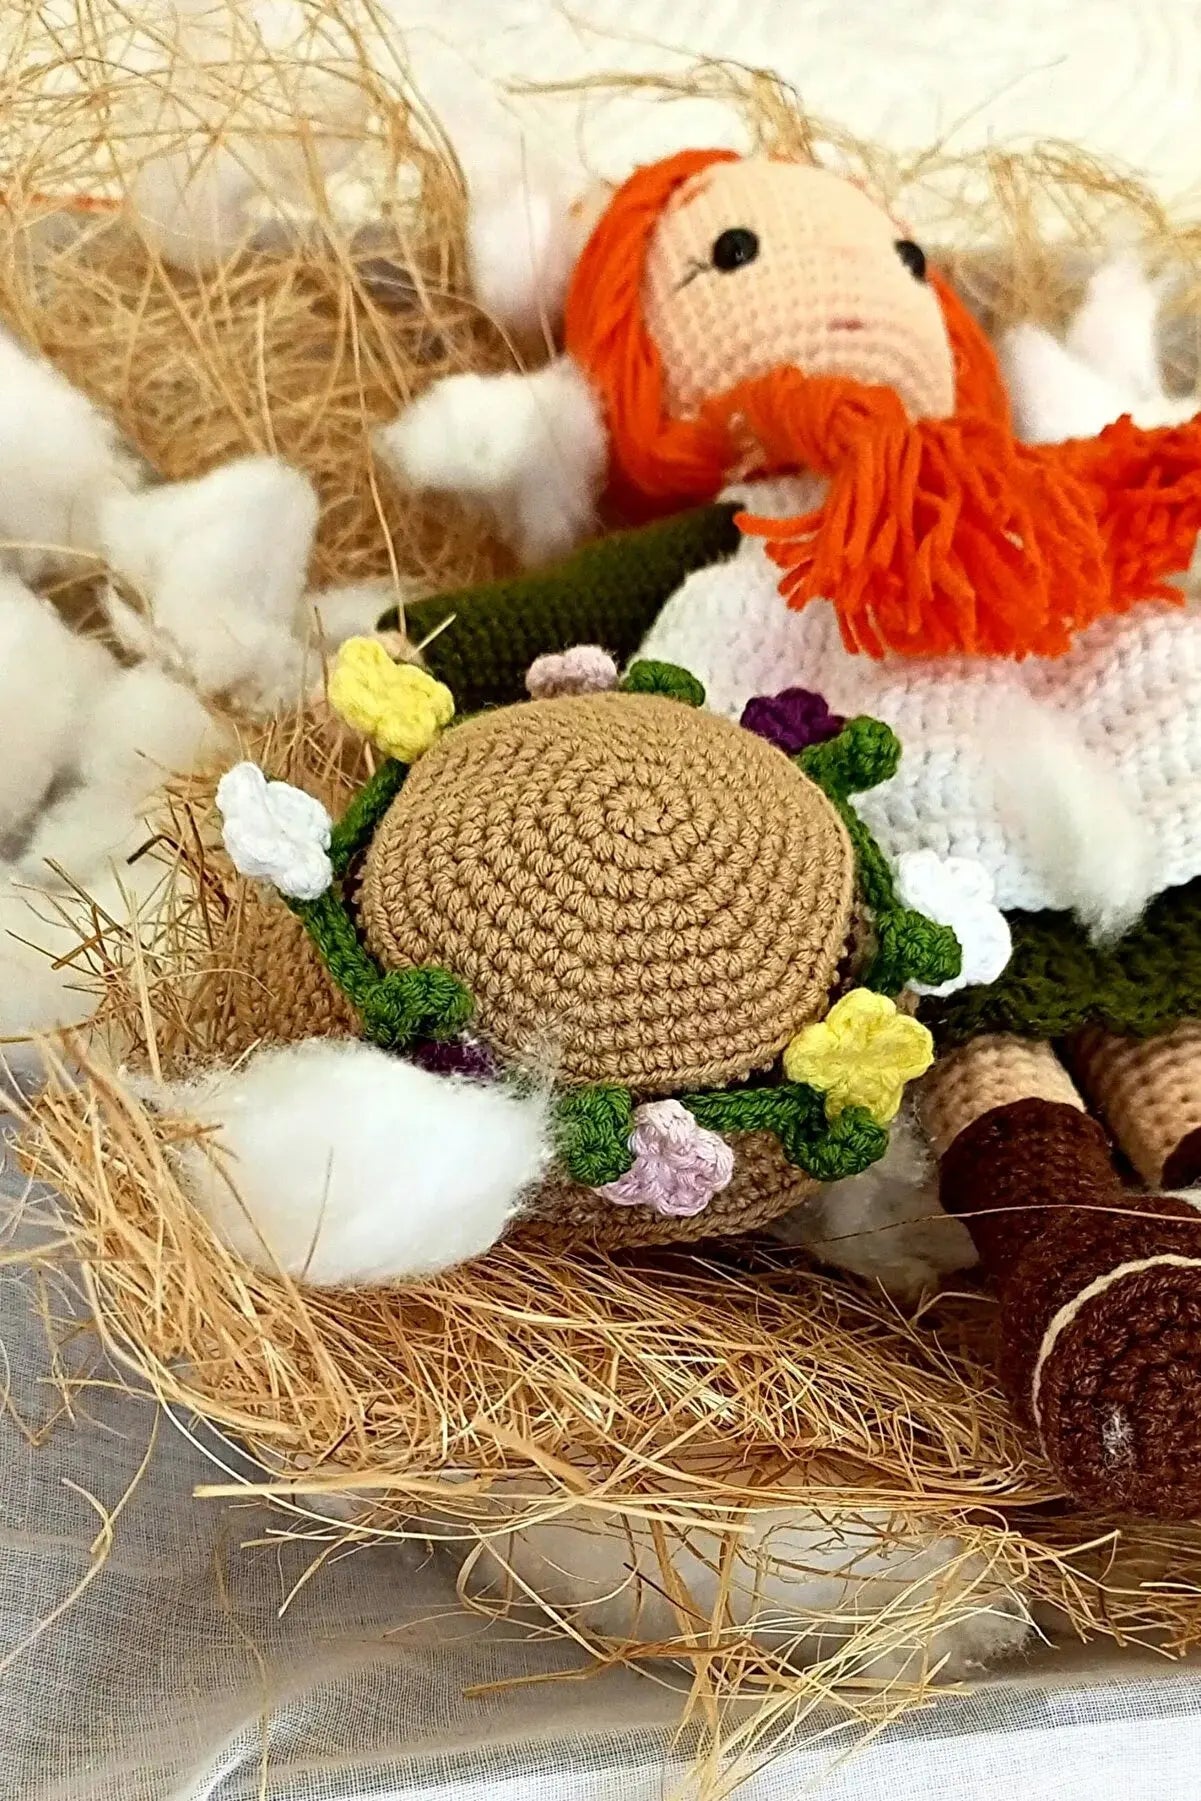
xmin=640 ymin=478 xmax=1201 ymax=932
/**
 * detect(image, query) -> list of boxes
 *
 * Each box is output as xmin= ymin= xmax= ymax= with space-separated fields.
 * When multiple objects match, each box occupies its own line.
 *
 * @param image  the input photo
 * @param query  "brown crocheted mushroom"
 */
xmin=924 ymin=1036 xmax=1201 ymax=1518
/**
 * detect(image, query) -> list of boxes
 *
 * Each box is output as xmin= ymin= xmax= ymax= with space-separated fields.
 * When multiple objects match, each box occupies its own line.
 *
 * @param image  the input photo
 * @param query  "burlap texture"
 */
xmin=359 ymin=691 xmax=855 ymax=1093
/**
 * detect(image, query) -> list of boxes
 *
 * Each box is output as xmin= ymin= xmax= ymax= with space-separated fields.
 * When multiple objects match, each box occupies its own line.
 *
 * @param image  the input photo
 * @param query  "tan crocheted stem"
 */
xmin=941 ymin=1097 xmax=1201 ymax=1518
xmin=1071 ymin=1021 xmax=1201 ymax=1188
xmin=918 ymin=1033 xmax=1083 ymax=1159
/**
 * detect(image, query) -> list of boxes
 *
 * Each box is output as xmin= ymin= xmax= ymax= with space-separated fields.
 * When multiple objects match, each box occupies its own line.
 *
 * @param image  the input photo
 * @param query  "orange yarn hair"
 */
xmin=565 ymin=149 xmax=1201 ymax=660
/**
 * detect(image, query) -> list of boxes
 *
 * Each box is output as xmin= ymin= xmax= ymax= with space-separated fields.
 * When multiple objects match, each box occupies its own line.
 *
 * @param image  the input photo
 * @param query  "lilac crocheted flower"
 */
xmin=526 ymin=645 xmax=619 ymax=699
xmin=409 ymin=1036 xmax=501 ymax=1081
xmin=740 ymin=687 xmax=845 ymax=755
xmin=597 ymin=1099 xmax=735 ymax=1218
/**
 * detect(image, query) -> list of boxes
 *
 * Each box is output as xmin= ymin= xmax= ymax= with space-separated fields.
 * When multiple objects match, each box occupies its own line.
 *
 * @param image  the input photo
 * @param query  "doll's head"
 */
xmin=564 ymin=148 xmax=1003 ymax=515
xmin=643 ymin=158 xmax=952 ymax=425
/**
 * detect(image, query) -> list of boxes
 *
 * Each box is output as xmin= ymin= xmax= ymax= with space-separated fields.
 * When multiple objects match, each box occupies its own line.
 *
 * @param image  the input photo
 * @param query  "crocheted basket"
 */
xmin=218 ymin=649 xmax=962 ymax=1251
xmin=234 ymin=892 xmax=829 ymax=1249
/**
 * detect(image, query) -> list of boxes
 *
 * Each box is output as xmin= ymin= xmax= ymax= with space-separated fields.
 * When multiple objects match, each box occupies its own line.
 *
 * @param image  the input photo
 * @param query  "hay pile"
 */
xmin=8 ymin=1 xmax=1201 ymax=1782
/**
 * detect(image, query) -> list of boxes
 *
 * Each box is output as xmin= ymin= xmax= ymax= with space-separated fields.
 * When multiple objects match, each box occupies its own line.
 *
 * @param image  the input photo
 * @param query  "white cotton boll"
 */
xmin=167 ymin=1039 xmax=552 ymax=1285
xmin=76 ymin=664 xmax=224 ymax=793
xmin=1065 ymin=256 xmax=1164 ymax=400
xmin=772 ymin=1109 xmax=975 ymax=1299
xmin=1003 ymin=268 xmax=1200 ymax=444
xmin=466 ymin=173 xmax=585 ymax=343
xmin=0 ymin=576 xmax=117 ymax=844
xmin=299 ymin=579 xmax=400 ymax=648
xmin=0 ymin=325 xmax=140 ymax=582
xmin=377 ymin=357 xmax=607 ymax=564
xmin=18 ymin=667 xmax=228 ymax=886
xmin=398 ymin=27 xmax=584 ymax=338
xmin=99 ymin=456 xmax=318 ymax=707
xmin=989 ymin=691 xmax=1156 ymax=940
xmin=0 ymin=856 xmax=163 ymax=1046
xmin=999 ymin=322 xmax=1132 ymax=444
xmin=127 ymin=0 xmax=367 ymax=274
xmin=463 ymin=1507 xmax=1031 ymax=1680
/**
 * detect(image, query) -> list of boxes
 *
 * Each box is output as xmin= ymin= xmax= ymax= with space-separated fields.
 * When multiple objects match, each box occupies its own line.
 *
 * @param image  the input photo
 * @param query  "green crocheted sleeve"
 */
xmin=377 ymin=502 xmax=742 ymax=714
xmin=925 ymin=876 xmax=1201 ymax=1046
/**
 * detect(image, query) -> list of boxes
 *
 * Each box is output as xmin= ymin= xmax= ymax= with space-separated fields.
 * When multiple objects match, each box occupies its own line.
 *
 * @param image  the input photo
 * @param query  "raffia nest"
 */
xmin=8 ymin=2 xmax=1201 ymax=1783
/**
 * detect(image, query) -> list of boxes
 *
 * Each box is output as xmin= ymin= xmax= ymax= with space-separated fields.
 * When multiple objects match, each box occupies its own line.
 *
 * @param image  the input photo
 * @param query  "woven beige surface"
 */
xmin=360 ymin=692 xmax=855 ymax=1092
xmin=920 ymin=1034 xmax=1084 ymax=1158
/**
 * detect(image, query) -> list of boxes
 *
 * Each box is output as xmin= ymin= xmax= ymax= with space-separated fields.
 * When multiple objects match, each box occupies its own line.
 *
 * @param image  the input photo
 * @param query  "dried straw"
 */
xmin=7 ymin=4 xmax=1201 ymax=1784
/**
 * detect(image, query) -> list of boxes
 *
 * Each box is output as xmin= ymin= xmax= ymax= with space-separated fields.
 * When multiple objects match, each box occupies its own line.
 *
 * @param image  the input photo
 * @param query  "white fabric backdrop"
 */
xmin=5 ymin=2 xmax=1201 ymax=1794
xmin=4 ymin=1173 xmax=1200 ymax=1800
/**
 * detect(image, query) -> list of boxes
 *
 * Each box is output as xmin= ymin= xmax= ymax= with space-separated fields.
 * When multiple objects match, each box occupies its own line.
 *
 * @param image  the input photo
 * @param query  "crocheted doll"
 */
xmin=160 ymin=636 xmax=1017 ymax=1286
xmin=379 ymin=155 xmax=1201 ymax=1516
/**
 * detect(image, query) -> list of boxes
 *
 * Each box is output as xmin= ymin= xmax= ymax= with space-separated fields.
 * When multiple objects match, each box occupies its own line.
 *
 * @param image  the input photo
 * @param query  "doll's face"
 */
xmin=643 ymin=159 xmax=956 ymax=423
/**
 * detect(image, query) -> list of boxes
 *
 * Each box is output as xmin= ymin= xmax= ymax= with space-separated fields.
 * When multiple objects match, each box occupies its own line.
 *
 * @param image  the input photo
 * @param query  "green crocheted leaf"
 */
xmin=619 ymin=659 xmax=706 ymax=706
xmin=871 ymin=910 xmax=962 ymax=995
xmin=799 ymin=715 xmax=900 ymax=800
xmin=557 ymin=1086 xmax=635 ymax=1185
xmin=787 ymin=1106 xmax=889 ymax=1184
xmin=385 ymin=503 xmax=742 ymax=713
xmin=358 ymin=966 xmax=474 ymax=1051
xmin=293 ymin=889 xmax=473 ymax=1051
xmin=925 ymin=875 xmax=1201 ymax=1046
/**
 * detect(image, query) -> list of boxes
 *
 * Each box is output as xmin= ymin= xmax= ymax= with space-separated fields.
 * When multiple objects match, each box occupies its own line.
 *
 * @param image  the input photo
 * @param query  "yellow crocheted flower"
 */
xmin=328 ymin=637 xmax=454 ymax=761
xmin=783 ymin=989 xmax=934 ymax=1125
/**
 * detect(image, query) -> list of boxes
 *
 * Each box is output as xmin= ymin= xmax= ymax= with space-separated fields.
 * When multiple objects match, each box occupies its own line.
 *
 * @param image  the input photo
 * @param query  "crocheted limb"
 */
xmin=919 ymin=1033 xmax=1083 ymax=1159
xmin=378 ymin=502 xmax=741 ymax=713
xmin=940 ymin=1096 xmax=1201 ymax=1518
xmin=1072 ymin=1021 xmax=1201 ymax=1188
xmin=925 ymin=875 xmax=1201 ymax=1047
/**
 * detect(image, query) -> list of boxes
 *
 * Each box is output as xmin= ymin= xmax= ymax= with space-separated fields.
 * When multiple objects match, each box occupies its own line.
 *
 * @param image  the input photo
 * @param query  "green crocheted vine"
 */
xmin=328 ymin=757 xmax=408 ymax=877
xmin=557 ymin=1079 xmax=888 ymax=1186
xmin=291 ymin=886 xmax=474 ymax=1052
xmin=800 ymin=717 xmax=962 ymax=997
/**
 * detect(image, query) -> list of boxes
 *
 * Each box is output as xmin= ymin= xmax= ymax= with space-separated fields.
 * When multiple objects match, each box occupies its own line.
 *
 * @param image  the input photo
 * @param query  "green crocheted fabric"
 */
xmin=378 ymin=502 xmax=741 ymax=712
xmin=926 ymin=876 xmax=1201 ymax=1046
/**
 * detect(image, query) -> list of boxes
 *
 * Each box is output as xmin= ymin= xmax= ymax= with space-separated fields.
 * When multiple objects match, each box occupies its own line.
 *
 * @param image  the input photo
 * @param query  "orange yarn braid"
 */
xmin=564 ymin=147 xmax=737 ymax=514
xmin=566 ymin=149 xmax=1201 ymax=658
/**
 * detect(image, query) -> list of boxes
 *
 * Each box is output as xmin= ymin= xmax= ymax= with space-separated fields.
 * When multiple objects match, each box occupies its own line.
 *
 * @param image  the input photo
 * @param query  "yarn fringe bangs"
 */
xmin=8 ymin=6 xmax=1201 ymax=1784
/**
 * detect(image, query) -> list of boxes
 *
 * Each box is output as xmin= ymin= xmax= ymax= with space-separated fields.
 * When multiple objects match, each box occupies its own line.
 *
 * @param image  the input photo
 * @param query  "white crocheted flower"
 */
xmin=216 ymin=762 xmax=333 ymax=902
xmin=598 ymin=1099 xmax=735 ymax=1218
xmin=895 ymin=850 xmax=1012 ymax=999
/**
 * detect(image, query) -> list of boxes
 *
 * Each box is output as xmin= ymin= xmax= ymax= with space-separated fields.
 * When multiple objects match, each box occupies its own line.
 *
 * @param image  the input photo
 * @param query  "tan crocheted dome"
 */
xmin=358 ymin=690 xmax=855 ymax=1092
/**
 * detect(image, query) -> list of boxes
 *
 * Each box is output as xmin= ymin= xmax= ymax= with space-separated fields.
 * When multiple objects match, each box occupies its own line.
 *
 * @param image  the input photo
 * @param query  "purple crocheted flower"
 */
xmin=740 ymin=687 xmax=845 ymax=755
xmin=597 ymin=1099 xmax=735 ymax=1218
xmin=410 ymin=1036 xmax=500 ymax=1081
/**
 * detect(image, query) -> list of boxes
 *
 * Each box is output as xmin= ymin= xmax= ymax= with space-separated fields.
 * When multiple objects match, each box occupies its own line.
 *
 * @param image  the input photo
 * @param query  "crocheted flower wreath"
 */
xmin=218 ymin=644 xmax=1007 ymax=1212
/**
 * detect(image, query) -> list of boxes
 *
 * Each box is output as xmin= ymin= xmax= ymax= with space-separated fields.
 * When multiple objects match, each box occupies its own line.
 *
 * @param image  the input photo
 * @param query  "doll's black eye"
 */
xmin=711 ymin=227 xmax=760 ymax=272
xmin=895 ymin=239 xmax=927 ymax=281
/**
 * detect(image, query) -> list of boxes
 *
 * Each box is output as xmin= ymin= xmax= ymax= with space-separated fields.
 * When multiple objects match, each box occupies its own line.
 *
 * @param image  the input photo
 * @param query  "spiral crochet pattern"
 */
xmin=358 ymin=691 xmax=855 ymax=1092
